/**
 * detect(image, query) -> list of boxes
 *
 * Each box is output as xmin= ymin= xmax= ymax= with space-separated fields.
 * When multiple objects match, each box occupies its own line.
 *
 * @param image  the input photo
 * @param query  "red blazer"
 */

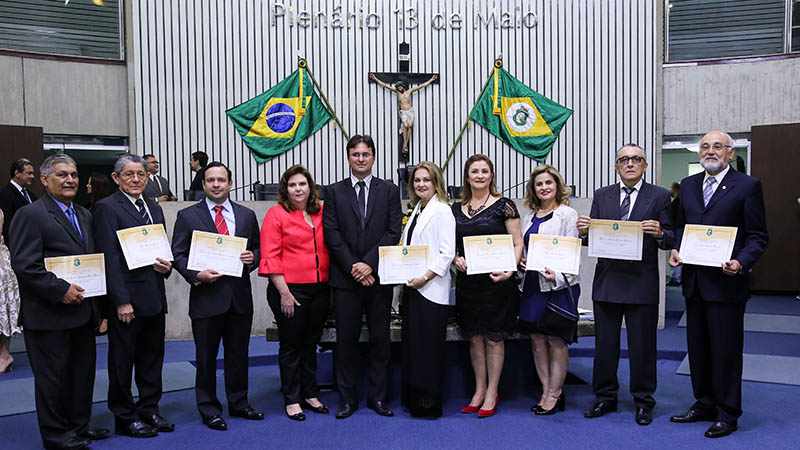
xmin=259 ymin=204 xmax=330 ymax=284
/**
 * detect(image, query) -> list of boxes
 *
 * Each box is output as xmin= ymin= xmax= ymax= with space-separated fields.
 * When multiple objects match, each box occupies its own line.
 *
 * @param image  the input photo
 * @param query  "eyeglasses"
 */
xmin=350 ymin=152 xmax=373 ymax=159
xmin=120 ymin=171 xmax=147 ymax=180
xmin=699 ymin=143 xmax=732 ymax=151
xmin=616 ymin=155 xmax=645 ymax=165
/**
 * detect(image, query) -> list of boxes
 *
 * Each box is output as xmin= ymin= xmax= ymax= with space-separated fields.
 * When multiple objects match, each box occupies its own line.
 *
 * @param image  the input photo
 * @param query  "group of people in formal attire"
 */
xmin=0 ymin=128 xmax=766 ymax=449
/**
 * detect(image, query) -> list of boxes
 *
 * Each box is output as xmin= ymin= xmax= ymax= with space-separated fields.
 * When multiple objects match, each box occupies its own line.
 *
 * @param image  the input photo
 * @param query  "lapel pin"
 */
xmin=722 ymin=186 xmax=726 ymax=190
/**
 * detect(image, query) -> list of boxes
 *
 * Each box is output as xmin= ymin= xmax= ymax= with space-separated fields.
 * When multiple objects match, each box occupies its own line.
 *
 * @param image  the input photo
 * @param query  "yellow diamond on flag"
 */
xmin=500 ymin=97 xmax=554 ymax=137
xmin=246 ymin=96 xmax=311 ymax=139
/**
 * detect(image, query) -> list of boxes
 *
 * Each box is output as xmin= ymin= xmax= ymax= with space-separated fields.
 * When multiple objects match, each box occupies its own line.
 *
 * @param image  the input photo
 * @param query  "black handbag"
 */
xmin=537 ymin=274 xmax=579 ymax=343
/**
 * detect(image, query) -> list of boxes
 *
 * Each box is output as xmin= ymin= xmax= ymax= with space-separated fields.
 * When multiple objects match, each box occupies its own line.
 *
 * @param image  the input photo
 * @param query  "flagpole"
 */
xmin=301 ymin=59 xmax=350 ymax=142
xmin=441 ymin=58 xmax=502 ymax=171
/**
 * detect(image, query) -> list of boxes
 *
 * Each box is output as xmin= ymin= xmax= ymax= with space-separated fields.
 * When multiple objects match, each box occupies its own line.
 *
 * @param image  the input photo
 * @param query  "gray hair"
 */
xmin=113 ymin=154 xmax=148 ymax=174
xmin=40 ymin=154 xmax=77 ymax=177
xmin=616 ymin=142 xmax=646 ymax=161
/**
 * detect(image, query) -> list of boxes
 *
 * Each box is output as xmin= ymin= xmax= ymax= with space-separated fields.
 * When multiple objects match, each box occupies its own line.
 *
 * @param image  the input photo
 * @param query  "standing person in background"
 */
xmin=394 ymin=162 xmax=455 ymax=419
xmin=143 ymin=155 xmax=177 ymax=202
xmin=86 ymin=172 xmax=111 ymax=213
xmin=452 ymin=154 xmax=523 ymax=419
xmin=188 ymin=151 xmax=209 ymax=200
xmin=0 ymin=158 xmax=37 ymax=246
xmin=323 ymin=135 xmax=402 ymax=419
xmin=0 ymin=209 xmax=21 ymax=375
xmin=172 ymin=162 xmax=263 ymax=431
xmin=261 ymin=165 xmax=331 ymax=421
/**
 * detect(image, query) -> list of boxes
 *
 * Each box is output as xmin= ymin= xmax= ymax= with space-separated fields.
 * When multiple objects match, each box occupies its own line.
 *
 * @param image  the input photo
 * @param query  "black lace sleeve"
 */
xmin=501 ymin=197 xmax=520 ymax=219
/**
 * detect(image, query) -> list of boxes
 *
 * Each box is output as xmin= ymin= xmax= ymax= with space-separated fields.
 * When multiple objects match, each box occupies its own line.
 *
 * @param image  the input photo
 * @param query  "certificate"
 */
xmin=116 ymin=224 xmax=174 ymax=270
xmin=526 ymin=234 xmax=582 ymax=275
xmin=678 ymin=224 xmax=738 ymax=267
xmin=378 ymin=245 xmax=430 ymax=285
xmin=587 ymin=219 xmax=643 ymax=261
xmin=463 ymin=235 xmax=517 ymax=275
xmin=44 ymin=253 xmax=106 ymax=298
xmin=187 ymin=231 xmax=248 ymax=277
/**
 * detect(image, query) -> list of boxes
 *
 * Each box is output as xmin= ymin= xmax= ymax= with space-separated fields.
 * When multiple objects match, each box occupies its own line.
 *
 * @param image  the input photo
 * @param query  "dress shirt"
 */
xmin=350 ymin=174 xmax=373 ymax=216
xmin=149 ymin=174 xmax=163 ymax=194
xmin=120 ymin=190 xmax=153 ymax=224
xmin=703 ymin=165 xmax=730 ymax=198
xmin=259 ymin=204 xmax=330 ymax=284
xmin=49 ymin=194 xmax=82 ymax=236
xmin=619 ymin=178 xmax=644 ymax=214
xmin=205 ymin=198 xmax=236 ymax=236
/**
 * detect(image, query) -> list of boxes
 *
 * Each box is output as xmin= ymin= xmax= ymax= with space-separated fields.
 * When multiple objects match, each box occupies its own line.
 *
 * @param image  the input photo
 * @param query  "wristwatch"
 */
xmin=422 ymin=274 xmax=431 ymax=282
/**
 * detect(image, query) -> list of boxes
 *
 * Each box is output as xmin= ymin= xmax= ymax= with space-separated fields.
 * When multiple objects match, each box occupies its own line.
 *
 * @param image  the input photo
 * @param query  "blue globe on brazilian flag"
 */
xmin=227 ymin=68 xmax=332 ymax=163
xmin=470 ymin=67 xmax=572 ymax=162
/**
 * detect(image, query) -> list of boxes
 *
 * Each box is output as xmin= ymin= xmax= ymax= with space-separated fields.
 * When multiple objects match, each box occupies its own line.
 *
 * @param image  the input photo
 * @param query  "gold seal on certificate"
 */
xmin=116 ymin=224 xmax=174 ymax=270
xmin=678 ymin=224 xmax=738 ymax=267
xmin=463 ymin=234 xmax=517 ymax=275
xmin=526 ymin=234 xmax=582 ymax=275
xmin=378 ymin=245 xmax=430 ymax=285
xmin=588 ymin=219 xmax=643 ymax=261
xmin=44 ymin=253 xmax=107 ymax=298
xmin=187 ymin=231 xmax=248 ymax=277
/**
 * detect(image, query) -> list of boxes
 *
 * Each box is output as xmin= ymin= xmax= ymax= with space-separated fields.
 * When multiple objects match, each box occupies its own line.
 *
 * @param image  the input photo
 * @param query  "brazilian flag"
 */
xmin=227 ymin=67 xmax=332 ymax=163
xmin=470 ymin=65 xmax=572 ymax=162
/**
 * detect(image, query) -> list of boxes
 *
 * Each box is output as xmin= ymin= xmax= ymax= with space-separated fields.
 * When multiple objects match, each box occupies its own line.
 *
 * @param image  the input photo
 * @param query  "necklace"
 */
xmin=537 ymin=203 xmax=557 ymax=217
xmin=467 ymin=194 xmax=490 ymax=217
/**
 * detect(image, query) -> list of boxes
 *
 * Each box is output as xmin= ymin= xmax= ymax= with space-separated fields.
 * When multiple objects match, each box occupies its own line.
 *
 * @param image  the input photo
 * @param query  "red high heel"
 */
xmin=477 ymin=396 xmax=499 ymax=418
xmin=461 ymin=404 xmax=479 ymax=414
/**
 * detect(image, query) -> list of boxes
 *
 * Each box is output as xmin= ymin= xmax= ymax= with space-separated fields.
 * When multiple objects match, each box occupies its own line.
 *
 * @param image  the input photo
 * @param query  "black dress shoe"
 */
xmin=368 ymin=401 xmax=394 ymax=417
xmin=705 ymin=421 xmax=737 ymax=438
xmin=141 ymin=413 xmax=175 ymax=432
xmin=635 ymin=407 xmax=653 ymax=426
xmin=287 ymin=411 xmax=306 ymax=421
xmin=115 ymin=420 xmax=159 ymax=438
xmin=78 ymin=426 xmax=110 ymax=440
xmin=203 ymin=415 xmax=228 ymax=431
xmin=335 ymin=403 xmax=357 ymax=419
xmin=584 ymin=401 xmax=618 ymax=418
xmin=231 ymin=406 xmax=264 ymax=420
xmin=43 ymin=436 xmax=90 ymax=450
xmin=670 ymin=408 xmax=714 ymax=423
xmin=301 ymin=400 xmax=329 ymax=414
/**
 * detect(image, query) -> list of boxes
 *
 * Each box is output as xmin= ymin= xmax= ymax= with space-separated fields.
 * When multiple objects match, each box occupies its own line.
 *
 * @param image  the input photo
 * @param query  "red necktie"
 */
xmin=213 ymin=205 xmax=229 ymax=235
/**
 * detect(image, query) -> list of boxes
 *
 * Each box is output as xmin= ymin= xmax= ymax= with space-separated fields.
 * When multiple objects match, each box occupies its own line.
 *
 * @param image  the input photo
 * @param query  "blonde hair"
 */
xmin=524 ymin=165 xmax=571 ymax=210
xmin=407 ymin=162 xmax=448 ymax=207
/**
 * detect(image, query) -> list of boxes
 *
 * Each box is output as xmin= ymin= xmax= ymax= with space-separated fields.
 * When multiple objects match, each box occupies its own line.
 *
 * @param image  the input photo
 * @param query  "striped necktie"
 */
xmin=135 ymin=198 xmax=152 ymax=224
xmin=703 ymin=177 xmax=717 ymax=207
xmin=214 ymin=205 xmax=229 ymax=235
xmin=620 ymin=186 xmax=635 ymax=221
xmin=22 ymin=188 xmax=32 ymax=203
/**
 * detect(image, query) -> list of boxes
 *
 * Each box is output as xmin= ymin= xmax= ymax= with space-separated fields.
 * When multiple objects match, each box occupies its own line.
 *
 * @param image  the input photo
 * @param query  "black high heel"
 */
xmin=534 ymin=393 xmax=565 ymax=416
xmin=301 ymin=399 xmax=329 ymax=414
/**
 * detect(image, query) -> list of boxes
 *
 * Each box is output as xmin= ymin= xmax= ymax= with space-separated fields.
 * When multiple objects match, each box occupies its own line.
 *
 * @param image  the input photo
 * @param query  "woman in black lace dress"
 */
xmin=452 ymin=155 xmax=523 ymax=418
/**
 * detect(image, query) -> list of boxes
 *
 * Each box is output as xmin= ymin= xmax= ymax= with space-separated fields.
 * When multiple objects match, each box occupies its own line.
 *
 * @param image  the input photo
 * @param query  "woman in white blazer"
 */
xmin=398 ymin=161 xmax=455 ymax=418
xmin=518 ymin=165 xmax=581 ymax=415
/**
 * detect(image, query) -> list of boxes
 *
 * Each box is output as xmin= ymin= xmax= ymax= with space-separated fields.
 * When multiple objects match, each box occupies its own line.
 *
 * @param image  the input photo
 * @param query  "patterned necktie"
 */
xmin=65 ymin=207 xmax=84 ymax=241
xmin=22 ymin=188 xmax=31 ymax=203
xmin=135 ymin=198 xmax=152 ymax=224
xmin=214 ymin=205 xmax=229 ymax=235
xmin=703 ymin=177 xmax=717 ymax=207
xmin=620 ymin=186 xmax=635 ymax=221
xmin=356 ymin=180 xmax=366 ymax=228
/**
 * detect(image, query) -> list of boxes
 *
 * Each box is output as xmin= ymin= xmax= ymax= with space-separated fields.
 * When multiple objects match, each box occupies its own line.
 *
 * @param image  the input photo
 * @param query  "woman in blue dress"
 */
xmin=518 ymin=165 xmax=580 ymax=415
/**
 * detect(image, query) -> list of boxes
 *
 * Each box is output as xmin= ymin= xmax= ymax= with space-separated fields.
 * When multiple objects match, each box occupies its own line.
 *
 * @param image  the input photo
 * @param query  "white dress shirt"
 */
xmin=121 ymin=190 xmax=153 ymax=223
xmin=619 ymin=178 xmax=644 ymax=214
xmin=350 ymin=174 xmax=373 ymax=217
xmin=703 ymin=165 xmax=730 ymax=198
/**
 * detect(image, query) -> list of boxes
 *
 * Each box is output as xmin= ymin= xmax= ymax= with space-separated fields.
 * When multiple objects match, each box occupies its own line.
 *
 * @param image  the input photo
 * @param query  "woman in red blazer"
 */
xmin=260 ymin=165 xmax=330 ymax=421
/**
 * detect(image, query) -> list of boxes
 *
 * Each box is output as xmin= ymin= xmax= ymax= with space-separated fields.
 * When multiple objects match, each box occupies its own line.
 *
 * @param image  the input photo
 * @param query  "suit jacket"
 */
xmin=92 ymin=190 xmax=171 ymax=317
xmin=323 ymin=176 xmax=402 ymax=289
xmin=391 ymin=198 xmax=455 ymax=305
xmin=522 ymin=204 xmax=581 ymax=292
xmin=673 ymin=169 xmax=768 ymax=303
xmin=143 ymin=174 xmax=175 ymax=200
xmin=588 ymin=181 xmax=674 ymax=304
xmin=172 ymin=200 xmax=260 ymax=320
xmin=0 ymin=182 xmax=37 ymax=246
xmin=9 ymin=195 xmax=94 ymax=331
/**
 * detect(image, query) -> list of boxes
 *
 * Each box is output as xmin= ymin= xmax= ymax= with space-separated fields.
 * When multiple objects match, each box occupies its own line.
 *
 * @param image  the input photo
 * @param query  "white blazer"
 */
xmin=521 ymin=204 xmax=580 ymax=292
xmin=399 ymin=198 xmax=456 ymax=305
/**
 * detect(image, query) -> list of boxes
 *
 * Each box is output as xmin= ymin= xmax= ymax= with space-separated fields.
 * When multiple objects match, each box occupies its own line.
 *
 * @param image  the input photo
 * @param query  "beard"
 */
xmin=700 ymin=157 xmax=727 ymax=173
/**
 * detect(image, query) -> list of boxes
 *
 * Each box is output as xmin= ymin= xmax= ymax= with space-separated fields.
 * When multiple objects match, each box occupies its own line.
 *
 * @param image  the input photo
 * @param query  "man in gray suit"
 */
xmin=142 ymin=154 xmax=177 ymax=202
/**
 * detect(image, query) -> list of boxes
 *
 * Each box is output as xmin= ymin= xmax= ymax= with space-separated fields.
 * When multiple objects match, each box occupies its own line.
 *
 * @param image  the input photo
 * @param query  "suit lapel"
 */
xmin=606 ymin=185 xmax=622 ymax=220
xmin=114 ymin=191 xmax=147 ymax=225
xmin=345 ymin=179 xmax=362 ymax=223
xmin=704 ymin=170 xmax=737 ymax=211
xmin=193 ymin=200 xmax=217 ymax=233
xmin=628 ymin=182 xmax=653 ymax=221
xmin=43 ymin=196 xmax=85 ymax=249
xmin=364 ymin=178 xmax=381 ymax=225
xmin=231 ymin=201 xmax=248 ymax=238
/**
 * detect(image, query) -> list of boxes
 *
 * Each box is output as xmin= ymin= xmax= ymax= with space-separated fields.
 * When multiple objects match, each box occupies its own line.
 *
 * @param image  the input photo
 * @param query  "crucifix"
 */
xmin=368 ymin=42 xmax=439 ymax=162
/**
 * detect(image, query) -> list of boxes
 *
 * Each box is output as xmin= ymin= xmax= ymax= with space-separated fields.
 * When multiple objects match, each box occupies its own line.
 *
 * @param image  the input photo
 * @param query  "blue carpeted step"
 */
xmin=677 ymin=312 xmax=800 ymax=334
xmin=676 ymin=353 xmax=800 ymax=386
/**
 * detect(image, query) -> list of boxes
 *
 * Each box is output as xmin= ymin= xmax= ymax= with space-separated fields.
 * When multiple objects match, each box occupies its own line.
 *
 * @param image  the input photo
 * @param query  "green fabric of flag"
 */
xmin=226 ymin=68 xmax=332 ymax=163
xmin=469 ymin=67 xmax=573 ymax=162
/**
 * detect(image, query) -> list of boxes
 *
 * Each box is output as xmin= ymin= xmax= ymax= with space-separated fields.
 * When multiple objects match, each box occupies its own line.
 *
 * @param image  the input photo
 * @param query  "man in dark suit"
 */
xmin=10 ymin=154 xmax=108 ymax=450
xmin=1 ymin=158 xmax=37 ymax=246
xmin=669 ymin=130 xmax=768 ymax=438
xmin=172 ymin=162 xmax=263 ymax=431
xmin=142 ymin=154 xmax=177 ymax=202
xmin=577 ymin=144 xmax=673 ymax=426
xmin=323 ymin=135 xmax=402 ymax=419
xmin=187 ymin=151 xmax=208 ymax=200
xmin=92 ymin=154 xmax=174 ymax=438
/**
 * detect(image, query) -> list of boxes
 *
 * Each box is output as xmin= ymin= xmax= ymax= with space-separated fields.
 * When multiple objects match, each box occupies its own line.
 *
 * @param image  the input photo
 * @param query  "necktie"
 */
xmin=214 ymin=205 xmax=229 ymax=235
xmin=357 ymin=180 xmax=366 ymax=228
xmin=22 ymin=188 xmax=31 ymax=203
xmin=620 ymin=186 xmax=635 ymax=221
xmin=65 ymin=208 xmax=84 ymax=241
xmin=703 ymin=177 xmax=717 ymax=207
xmin=135 ymin=198 xmax=152 ymax=224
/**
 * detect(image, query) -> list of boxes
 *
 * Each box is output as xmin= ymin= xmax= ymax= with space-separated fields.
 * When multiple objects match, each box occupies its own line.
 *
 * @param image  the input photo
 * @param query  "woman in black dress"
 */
xmin=453 ymin=154 xmax=523 ymax=418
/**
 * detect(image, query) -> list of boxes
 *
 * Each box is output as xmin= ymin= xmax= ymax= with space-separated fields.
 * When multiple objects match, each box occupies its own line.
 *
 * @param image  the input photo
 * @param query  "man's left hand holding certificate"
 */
xmin=116 ymin=224 xmax=174 ymax=270
xmin=187 ymin=231 xmax=248 ymax=277
xmin=44 ymin=253 xmax=107 ymax=298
